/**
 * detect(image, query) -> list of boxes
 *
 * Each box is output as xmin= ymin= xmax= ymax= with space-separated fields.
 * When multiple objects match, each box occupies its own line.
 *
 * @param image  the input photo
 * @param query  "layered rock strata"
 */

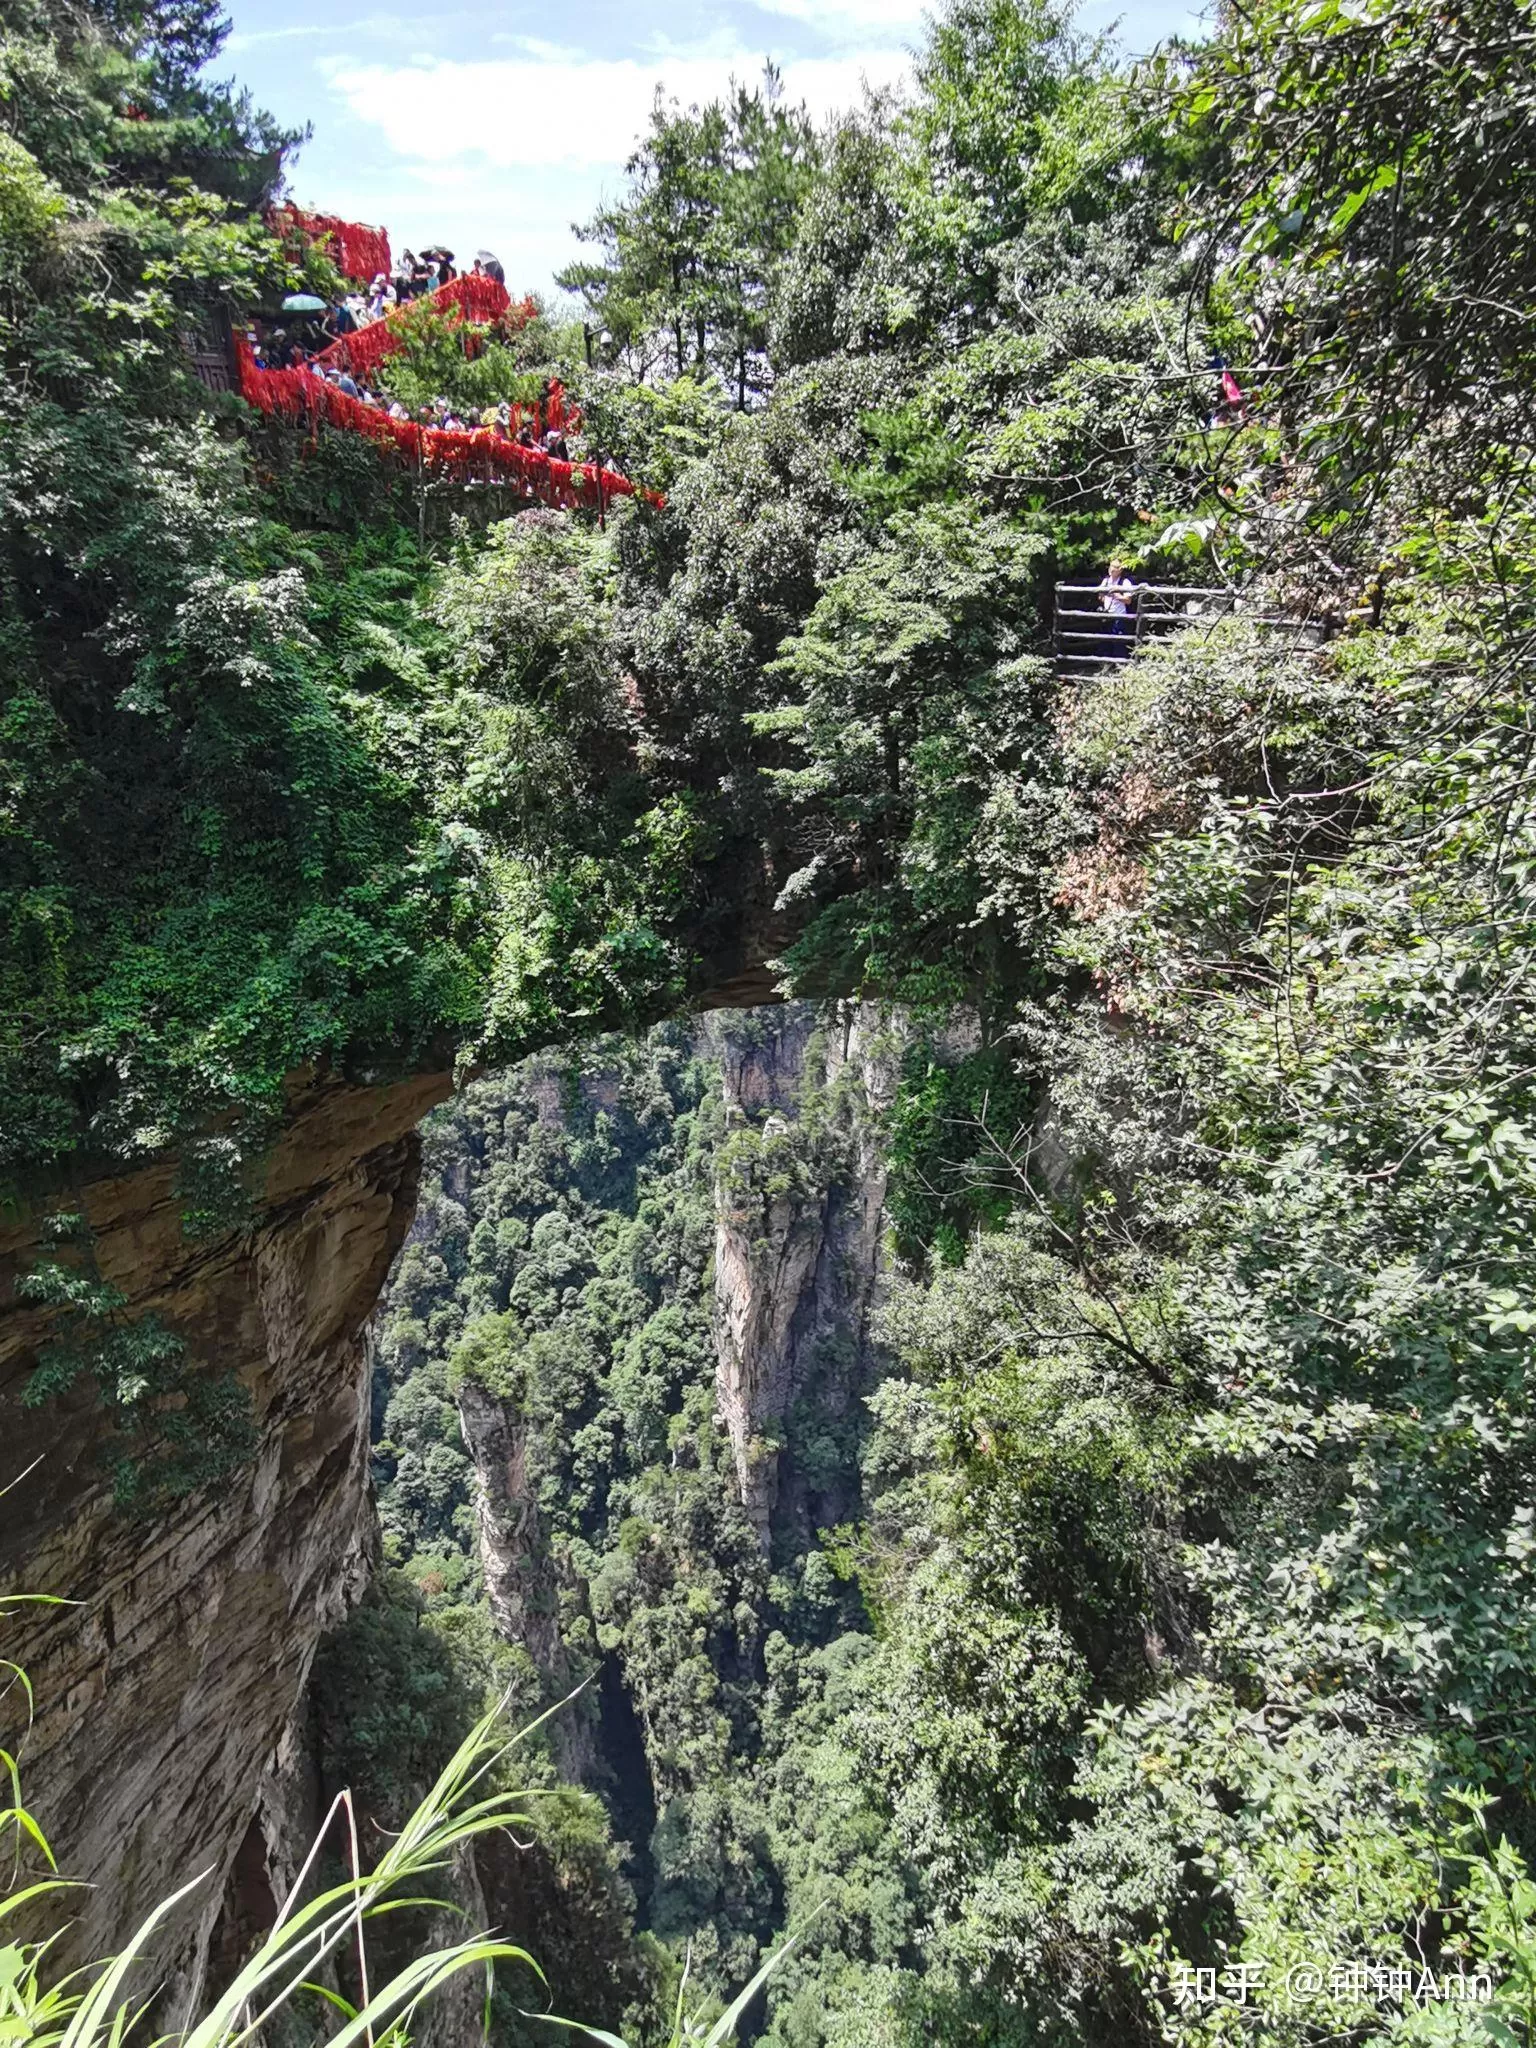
xmin=457 ymin=1377 xmax=600 ymax=1788
xmin=708 ymin=1006 xmax=899 ymax=1549
xmin=0 ymin=1068 xmax=449 ymax=2005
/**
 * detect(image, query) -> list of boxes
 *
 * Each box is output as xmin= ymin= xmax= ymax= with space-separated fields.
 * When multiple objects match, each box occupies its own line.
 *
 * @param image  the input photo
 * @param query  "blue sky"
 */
xmin=220 ymin=0 xmax=1206 ymax=299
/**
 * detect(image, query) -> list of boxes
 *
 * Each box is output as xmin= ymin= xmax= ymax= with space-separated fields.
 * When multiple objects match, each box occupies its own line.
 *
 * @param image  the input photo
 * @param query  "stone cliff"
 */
xmin=707 ymin=1006 xmax=899 ymax=1550
xmin=268 ymin=1004 xmax=902 ymax=2023
xmin=0 ymin=999 xmax=897 ymax=2011
xmin=0 ymin=1066 xmax=450 ymax=2008
xmin=456 ymin=1377 xmax=601 ymax=1788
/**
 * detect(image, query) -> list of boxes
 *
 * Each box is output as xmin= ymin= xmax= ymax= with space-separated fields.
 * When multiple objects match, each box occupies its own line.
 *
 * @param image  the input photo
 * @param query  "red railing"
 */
xmin=236 ymin=337 xmax=657 ymax=511
xmin=311 ymin=274 xmax=536 ymax=383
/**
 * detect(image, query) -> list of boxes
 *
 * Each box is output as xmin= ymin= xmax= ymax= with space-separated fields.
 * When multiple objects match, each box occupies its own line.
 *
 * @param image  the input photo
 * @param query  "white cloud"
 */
xmin=226 ymin=12 xmax=427 ymax=53
xmin=323 ymin=45 xmax=914 ymax=171
xmin=486 ymin=33 xmax=594 ymax=59
xmin=748 ymin=0 xmax=926 ymax=41
xmin=228 ymin=19 xmax=362 ymax=49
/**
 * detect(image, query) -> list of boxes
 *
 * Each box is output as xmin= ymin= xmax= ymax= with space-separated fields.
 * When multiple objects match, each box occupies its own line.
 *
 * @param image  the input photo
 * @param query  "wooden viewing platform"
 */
xmin=1053 ymin=582 xmax=1330 ymax=680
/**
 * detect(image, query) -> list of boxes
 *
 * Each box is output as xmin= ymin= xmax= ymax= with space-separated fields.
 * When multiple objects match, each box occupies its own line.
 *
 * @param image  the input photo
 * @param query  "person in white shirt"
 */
xmin=1098 ymin=560 xmax=1140 ymax=657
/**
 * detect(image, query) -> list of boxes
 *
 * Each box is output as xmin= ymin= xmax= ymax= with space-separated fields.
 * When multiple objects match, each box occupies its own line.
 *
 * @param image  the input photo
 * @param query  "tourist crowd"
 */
xmin=249 ymin=247 xmax=575 ymax=461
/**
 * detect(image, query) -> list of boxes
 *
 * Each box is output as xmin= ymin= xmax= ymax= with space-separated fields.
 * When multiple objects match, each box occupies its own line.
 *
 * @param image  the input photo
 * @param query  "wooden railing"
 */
xmin=1053 ymin=582 xmax=1329 ymax=679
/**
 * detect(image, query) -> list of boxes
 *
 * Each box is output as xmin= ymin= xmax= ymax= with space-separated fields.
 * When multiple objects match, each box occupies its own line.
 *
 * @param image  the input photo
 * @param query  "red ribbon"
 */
xmin=310 ymin=277 xmax=546 ymax=385
xmin=270 ymin=205 xmax=391 ymax=283
xmin=236 ymin=335 xmax=659 ymax=509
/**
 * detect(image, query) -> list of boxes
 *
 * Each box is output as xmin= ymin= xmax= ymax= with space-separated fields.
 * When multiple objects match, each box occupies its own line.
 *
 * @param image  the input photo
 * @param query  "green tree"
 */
xmin=563 ymin=69 xmax=817 ymax=405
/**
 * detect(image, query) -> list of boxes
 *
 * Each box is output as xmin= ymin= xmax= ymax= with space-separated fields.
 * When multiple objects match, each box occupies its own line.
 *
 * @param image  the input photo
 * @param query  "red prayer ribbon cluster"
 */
xmin=271 ymin=205 xmax=392 ymax=283
xmin=312 ymin=276 xmax=538 ymax=382
xmin=436 ymin=273 xmax=529 ymax=326
xmin=237 ymin=336 xmax=657 ymax=511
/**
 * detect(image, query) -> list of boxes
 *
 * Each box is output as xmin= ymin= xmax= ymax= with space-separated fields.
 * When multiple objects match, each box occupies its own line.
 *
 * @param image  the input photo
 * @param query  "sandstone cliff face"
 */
xmin=0 ymin=1067 xmax=449 ymax=2008
xmin=456 ymin=1378 xmax=599 ymax=1788
xmin=707 ymin=1006 xmax=899 ymax=1550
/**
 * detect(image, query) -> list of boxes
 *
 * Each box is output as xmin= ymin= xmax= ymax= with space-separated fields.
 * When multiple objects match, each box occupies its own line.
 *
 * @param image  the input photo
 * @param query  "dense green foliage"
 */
xmin=11 ymin=0 xmax=1536 ymax=2037
xmin=0 ymin=0 xmax=740 ymax=1204
xmin=319 ymin=1019 xmax=882 ymax=2039
xmin=369 ymin=296 xmax=574 ymax=416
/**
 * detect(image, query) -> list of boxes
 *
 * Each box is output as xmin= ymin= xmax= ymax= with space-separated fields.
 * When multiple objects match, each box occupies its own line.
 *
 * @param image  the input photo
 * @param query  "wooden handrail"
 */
xmin=1054 ymin=582 xmax=1234 ymax=598
xmin=1055 ymin=606 xmax=1220 ymax=622
xmin=1052 ymin=576 xmax=1329 ymax=680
